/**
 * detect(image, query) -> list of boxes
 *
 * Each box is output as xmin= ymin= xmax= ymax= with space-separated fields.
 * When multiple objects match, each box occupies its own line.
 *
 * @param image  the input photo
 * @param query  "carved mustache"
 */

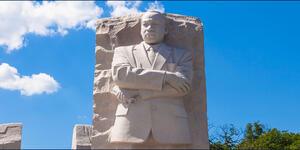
xmin=144 ymin=29 xmax=156 ymax=33
xmin=145 ymin=31 xmax=157 ymax=35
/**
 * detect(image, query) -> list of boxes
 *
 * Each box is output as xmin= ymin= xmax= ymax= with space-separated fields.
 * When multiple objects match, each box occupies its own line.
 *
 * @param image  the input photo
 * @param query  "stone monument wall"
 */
xmin=92 ymin=13 xmax=208 ymax=149
xmin=72 ymin=124 xmax=92 ymax=149
xmin=0 ymin=123 xmax=22 ymax=149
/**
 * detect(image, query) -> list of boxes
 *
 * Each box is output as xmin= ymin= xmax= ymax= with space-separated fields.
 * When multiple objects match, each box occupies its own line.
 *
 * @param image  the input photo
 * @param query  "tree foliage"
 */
xmin=209 ymin=121 xmax=300 ymax=149
xmin=209 ymin=124 xmax=242 ymax=149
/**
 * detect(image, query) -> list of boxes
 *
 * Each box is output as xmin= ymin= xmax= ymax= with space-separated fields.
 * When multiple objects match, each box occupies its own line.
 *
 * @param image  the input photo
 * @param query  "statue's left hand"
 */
xmin=165 ymin=72 xmax=191 ymax=94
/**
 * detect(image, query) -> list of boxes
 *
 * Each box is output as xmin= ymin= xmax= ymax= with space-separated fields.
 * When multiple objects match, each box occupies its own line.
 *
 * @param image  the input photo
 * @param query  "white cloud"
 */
xmin=146 ymin=1 xmax=165 ymax=13
xmin=106 ymin=1 xmax=165 ymax=17
xmin=106 ymin=1 xmax=141 ymax=17
xmin=0 ymin=63 xmax=59 ymax=96
xmin=0 ymin=1 xmax=103 ymax=52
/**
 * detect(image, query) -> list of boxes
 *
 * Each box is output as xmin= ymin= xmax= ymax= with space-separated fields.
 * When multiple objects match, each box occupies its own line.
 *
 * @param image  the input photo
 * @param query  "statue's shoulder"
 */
xmin=165 ymin=43 xmax=191 ymax=56
xmin=114 ymin=45 xmax=135 ymax=51
xmin=113 ymin=44 xmax=139 ymax=56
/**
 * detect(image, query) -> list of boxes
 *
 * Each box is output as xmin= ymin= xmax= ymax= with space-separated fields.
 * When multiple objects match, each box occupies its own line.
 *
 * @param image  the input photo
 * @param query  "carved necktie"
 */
xmin=148 ymin=47 xmax=156 ymax=64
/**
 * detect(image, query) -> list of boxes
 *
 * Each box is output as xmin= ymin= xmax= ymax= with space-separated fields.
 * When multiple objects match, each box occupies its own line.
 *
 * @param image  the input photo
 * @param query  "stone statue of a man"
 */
xmin=109 ymin=11 xmax=193 ymax=148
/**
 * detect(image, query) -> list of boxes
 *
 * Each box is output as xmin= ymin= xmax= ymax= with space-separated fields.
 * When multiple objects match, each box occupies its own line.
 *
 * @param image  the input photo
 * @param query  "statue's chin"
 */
xmin=143 ymin=38 xmax=163 ymax=45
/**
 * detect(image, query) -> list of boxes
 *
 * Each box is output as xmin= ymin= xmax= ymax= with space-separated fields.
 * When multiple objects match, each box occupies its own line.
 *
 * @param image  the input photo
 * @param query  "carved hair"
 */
xmin=141 ymin=11 xmax=167 ymax=29
xmin=142 ymin=10 xmax=165 ymax=19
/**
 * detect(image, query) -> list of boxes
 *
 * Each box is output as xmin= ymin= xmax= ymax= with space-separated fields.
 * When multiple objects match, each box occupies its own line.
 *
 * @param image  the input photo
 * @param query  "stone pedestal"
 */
xmin=0 ymin=123 xmax=22 ymax=149
xmin=72 ymin=124 xmax=92 ymax=149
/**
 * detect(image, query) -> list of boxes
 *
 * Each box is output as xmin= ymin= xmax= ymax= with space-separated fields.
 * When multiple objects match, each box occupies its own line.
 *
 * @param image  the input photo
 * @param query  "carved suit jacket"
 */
xmin=109 ymin=41 xmax=193 ymax=144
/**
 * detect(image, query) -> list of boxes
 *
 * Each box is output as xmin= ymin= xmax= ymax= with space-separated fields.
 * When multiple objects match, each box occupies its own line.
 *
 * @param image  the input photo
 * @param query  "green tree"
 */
xmin=237 ymin=121 xmax=300 ymax=149
xmin=210 ymin=124 xmax=242 ymax=149
xmin=252 ymin=129 xmax=300 ymax=149
xmin=238 ymin=121 xmax=266 ymax=148
xmin=209 ymin=121 xmax=299 ymax=149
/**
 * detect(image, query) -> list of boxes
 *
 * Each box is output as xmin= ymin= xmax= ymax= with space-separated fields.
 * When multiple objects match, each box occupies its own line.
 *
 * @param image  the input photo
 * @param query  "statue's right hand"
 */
xmin=116 ymin=91 xmax=137 ymax=104
xmin=111 ymin=86 xmax=138 ymax=104
xmin=165 ymin=72 xmax=191 ymax=94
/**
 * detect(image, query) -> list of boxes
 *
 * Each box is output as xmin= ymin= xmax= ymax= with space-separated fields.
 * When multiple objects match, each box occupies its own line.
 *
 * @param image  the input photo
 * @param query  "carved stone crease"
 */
xmin=92 ymin=11 xmax=208 ymax=149
xmin=0 ymin=123 xmax=22 ymax=149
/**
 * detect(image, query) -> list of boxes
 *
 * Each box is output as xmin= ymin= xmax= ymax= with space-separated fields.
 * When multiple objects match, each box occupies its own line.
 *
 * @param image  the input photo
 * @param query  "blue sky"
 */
xmin=0 ymin=1 xmax=299 ymax=148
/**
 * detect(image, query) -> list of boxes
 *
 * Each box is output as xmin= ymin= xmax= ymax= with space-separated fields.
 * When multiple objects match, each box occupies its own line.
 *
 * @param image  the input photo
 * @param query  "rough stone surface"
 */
xmin=92 ymin=12 xmax=208 ymax=149
xmin=72 ymin=124 xmax=92 ymax=149
xmin=0 ymin=123 xmax=22 ymax=149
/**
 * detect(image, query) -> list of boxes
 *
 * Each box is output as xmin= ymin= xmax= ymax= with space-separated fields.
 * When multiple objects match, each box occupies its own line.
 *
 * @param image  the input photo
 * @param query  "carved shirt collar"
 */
xmin=142 ymin=41 xmax=162 ymax=52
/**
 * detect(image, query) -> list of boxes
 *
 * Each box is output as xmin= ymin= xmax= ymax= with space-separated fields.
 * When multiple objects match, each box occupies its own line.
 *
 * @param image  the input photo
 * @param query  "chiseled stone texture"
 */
xmin=0 ymin=123 xmax=22 ymax=149
xmin=72 ymin=124 xmax=92 ymax=149
xmin=92 ymin=12 xmax=208 ymax=149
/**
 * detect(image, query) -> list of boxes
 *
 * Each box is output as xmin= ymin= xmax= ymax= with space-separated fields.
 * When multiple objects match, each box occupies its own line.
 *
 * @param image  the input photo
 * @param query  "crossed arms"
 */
xmin=111 ymin=46 xmax=193 ymax=103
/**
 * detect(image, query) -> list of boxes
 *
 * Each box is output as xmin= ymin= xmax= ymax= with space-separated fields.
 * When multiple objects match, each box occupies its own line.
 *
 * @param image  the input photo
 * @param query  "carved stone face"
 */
xmin=141 ymin=11 xmax=167 ymax=44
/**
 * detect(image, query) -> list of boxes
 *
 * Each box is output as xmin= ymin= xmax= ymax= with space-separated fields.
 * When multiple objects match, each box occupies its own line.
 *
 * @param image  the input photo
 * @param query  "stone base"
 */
xmin=0 ymin=123 xmax=22 ymax=149
xmin=72 ymin=124 xmax=92 ymax=149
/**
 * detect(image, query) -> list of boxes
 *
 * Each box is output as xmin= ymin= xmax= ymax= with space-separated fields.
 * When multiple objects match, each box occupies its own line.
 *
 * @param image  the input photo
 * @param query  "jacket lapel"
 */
xmin=152 ymin=43 xmax=171 ymax=70
xmin=133 ymin=42 xmax=152 ymax=69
